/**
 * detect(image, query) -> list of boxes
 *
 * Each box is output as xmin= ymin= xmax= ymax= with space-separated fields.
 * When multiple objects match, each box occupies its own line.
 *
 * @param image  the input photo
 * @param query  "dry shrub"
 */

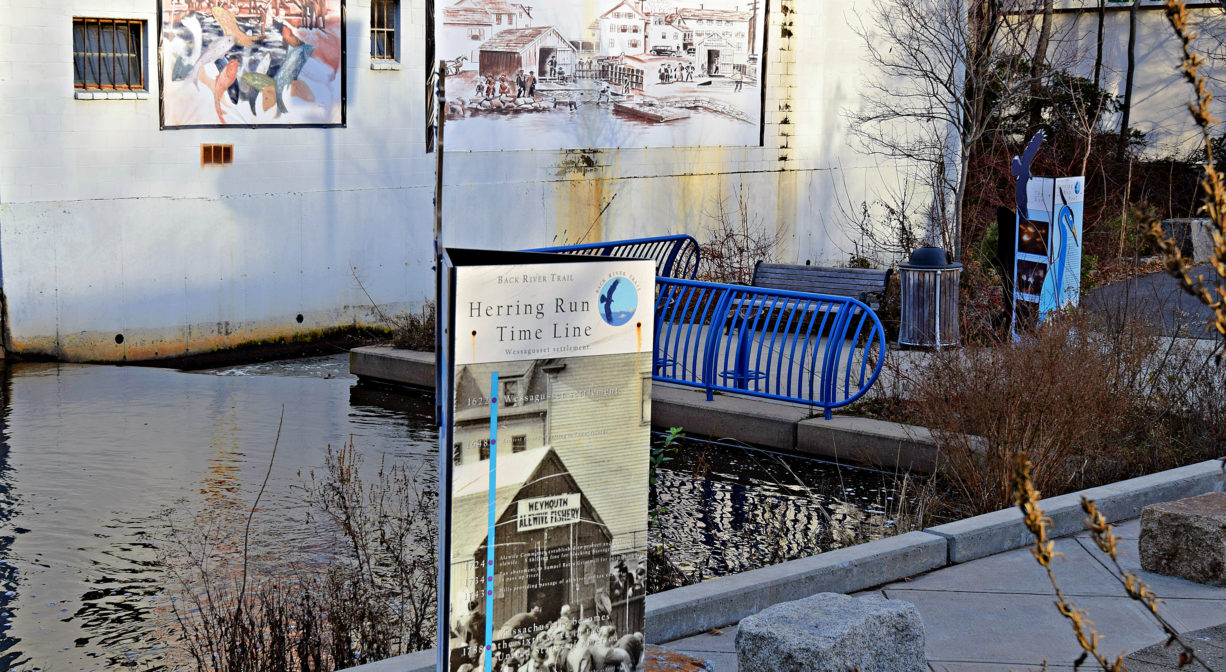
xmin=697 ymin=184 xmax=783 ymax=284
xmin=165 ymin=440 xmax=438 ymax=671
xmin=391 ymin=301 xmax=436 ymax=351
xmin=906 ymin=310 xmax=1225 ymax=517
xmin=957 ymin=253 xmax=1012 ymax=345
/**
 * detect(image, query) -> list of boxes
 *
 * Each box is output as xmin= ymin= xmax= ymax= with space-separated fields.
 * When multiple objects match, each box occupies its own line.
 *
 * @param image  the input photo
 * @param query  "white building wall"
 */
xmin=1038 ymin=1 xmax=1226 ymax=157
xmin=0 ymin=0 xmax=908 ymax=362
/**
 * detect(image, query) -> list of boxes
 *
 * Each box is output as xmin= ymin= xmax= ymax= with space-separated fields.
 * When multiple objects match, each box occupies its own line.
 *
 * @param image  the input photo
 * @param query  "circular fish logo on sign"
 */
xmin=597 ymin=276 xmax=637 ymax=326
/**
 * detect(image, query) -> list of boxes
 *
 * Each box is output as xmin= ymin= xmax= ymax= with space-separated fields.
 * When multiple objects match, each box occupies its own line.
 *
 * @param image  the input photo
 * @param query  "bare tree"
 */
xmin=1028 ymin=0 xmax=1055 ymax=135
xmin=1118 ymin=0 xmax=1140 ymax=158
xmin=847 ymin=0 xmax=1046 ymax=261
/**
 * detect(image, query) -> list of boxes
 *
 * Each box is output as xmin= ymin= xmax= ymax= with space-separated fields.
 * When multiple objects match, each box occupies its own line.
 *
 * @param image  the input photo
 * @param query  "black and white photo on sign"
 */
xmin=447 ymin=352 xmax=651 ymax=672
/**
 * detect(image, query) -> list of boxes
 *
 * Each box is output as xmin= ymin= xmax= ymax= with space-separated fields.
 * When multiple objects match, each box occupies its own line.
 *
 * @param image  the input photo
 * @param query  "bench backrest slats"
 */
xmin=751 ymin=263 xmax=891 ymax=302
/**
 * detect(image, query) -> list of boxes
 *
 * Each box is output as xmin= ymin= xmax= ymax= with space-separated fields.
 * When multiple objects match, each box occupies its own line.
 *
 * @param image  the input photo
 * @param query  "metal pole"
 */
xmin=934 ymin=269 xmax=942 ymax=350
xmin=434 ymin=62 xmax=446 ymax=251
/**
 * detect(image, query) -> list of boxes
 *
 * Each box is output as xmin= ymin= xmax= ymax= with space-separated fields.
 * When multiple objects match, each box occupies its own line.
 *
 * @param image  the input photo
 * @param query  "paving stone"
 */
xmin=883 ymin=589 xmax=1163 ymax=666
xmin=645 ymin=645 xmax=715 ymax=671
xmin=736 ymin=592 xmax=924 ymax=672
xmin=1075 ymin=534 xmax=1226 ymax=601
xmin=1125 ymin=620 xmax=1226 ymax=671
xmin=926 ymin=663 xmax=1078 ymax=671
xmin=883 ymin=538 xmax=1120 ymax=597
xmin=1140 ymin=492 xmax=1226 ymax=585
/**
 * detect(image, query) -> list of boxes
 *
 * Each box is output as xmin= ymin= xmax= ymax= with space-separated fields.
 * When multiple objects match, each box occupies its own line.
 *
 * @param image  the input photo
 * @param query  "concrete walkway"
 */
xmin=1084 ymin=264 xmax=1218 ymax=339
xmin=664 ymin=517 xmax=1226 ymax=671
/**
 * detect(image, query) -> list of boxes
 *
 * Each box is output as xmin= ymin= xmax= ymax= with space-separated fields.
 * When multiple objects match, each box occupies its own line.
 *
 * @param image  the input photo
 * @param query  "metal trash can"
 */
xmin=899 ymin=247 xmax=962 ymax=348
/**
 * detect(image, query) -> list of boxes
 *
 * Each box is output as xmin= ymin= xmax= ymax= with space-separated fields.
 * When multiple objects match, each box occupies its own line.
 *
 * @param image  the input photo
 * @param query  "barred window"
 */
xmin=371 ymin=0 xmax=397 ymax=60
xmin=478 ymin=439 xmax=490 ymax=461
xmin=512 ymin=435 xmax=526 ymax=453
xmin=73 ymin=18 xmax=145 ymax=90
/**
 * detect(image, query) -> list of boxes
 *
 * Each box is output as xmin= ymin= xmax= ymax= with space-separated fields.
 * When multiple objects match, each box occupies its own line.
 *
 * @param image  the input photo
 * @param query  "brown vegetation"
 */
xmin=163 ymin=440 xmax=438 ymax=671
xmin=876 ymin=310 xmax=1224 ymax=518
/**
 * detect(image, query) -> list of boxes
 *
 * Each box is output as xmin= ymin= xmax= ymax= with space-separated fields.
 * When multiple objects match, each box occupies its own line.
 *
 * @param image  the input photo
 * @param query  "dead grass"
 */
xmin=891 ymin=310 xmax=1225 ymax=518
xmin=163 ymin=440 xmax=438 ymax=671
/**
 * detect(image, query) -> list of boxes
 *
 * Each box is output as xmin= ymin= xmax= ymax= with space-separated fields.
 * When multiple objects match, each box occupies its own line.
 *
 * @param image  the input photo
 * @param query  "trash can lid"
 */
xmin=904 ymin=246 xmax=949 ymax=268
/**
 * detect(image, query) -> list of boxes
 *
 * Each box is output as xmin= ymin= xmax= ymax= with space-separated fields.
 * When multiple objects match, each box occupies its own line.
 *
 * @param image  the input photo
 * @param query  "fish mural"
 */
xmin=159 ymin=0 xmax=344 ymax=127
xmin=212 ymin=57 xmax=240 ymax=122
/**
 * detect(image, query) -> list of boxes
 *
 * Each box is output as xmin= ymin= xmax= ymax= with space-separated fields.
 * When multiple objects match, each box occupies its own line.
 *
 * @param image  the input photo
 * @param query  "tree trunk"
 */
xmin=1118 ymin=0 xmax=1139 ymax=159
xmin=1093 ymin=0 xmax=1105 ymax=94
xmin=1028 ymin=0 xmax=1054 ymax=134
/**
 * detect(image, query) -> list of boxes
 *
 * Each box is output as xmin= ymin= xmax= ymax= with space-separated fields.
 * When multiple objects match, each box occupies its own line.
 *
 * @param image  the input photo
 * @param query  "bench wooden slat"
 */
xmin=754 ymin=278 xmax=885 ymax=291
xmin=749 ymin=262 xmax=891 ymax=306
xmin=754 ymin=265 xmax=890 ymax=279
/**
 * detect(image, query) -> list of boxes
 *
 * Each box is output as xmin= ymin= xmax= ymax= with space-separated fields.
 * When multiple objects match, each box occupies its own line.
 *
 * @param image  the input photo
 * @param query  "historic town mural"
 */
xmin=159 ymin=0 xmax=344 ymax=128
xmin=435 ymin=0 xmax=767 ymax=150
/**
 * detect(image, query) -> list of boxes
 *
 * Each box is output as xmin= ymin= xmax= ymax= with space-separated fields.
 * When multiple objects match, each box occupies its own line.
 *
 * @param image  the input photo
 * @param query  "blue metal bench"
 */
xmin=530 ymin=234 xmax=700 ymax=280
xmin=653 ymin=278 xmax=887 ymax=419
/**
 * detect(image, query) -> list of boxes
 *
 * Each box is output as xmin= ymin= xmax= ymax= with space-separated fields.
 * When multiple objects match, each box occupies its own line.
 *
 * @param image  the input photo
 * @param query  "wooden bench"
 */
xmin=721 ymin=263 xmax=892 ymax=338
xmin=750 ymin=263 xmax=892 ymax=308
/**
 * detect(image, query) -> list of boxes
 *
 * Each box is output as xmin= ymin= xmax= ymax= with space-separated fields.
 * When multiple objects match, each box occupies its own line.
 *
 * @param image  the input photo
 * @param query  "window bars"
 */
xmin=371 ymin=0 xmax=397 ymax=59
xmin=73 ymin=18 xmax=144 ymax=90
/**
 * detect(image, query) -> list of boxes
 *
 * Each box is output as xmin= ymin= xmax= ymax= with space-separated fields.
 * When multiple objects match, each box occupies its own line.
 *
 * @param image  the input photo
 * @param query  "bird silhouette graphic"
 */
xmin=600 ymin=278 xmax=621 ymax=323
xmin=1011 ymin=130 xmax=1046 ymax=216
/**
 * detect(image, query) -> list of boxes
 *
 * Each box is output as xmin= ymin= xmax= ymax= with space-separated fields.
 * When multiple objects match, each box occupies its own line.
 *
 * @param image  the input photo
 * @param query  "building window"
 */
xmin=629 ymin=39 xmax=639 ymax=48
xmin=512 ymin=435 xmax=526 ymax=453
xmin=469 ymin=28 xmax=483 ymax=40
xmin=453 ymin=443 xmax=463 ymax=465
xmin=479 ymin=439 xmax=490 ymax=461
xmin=371 ymin=0 xmax=397 ymax=60
xmin=73 ymin=18 xmax=145 ymax=90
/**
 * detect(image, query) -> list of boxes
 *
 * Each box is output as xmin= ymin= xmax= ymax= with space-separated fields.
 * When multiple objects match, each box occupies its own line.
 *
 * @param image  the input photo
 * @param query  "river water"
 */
xmin=0 ymin=356 xmax=436 ymax=671
xmin=0 ymin=355 xmax=919 ymax=671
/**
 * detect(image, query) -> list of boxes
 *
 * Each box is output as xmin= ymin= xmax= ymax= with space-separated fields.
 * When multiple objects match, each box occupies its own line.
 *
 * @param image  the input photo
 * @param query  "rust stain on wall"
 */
xmin=10 ymin=316 xmax=387 ymax=364
xmin=555 ymin=148 xmax=610 ymax=245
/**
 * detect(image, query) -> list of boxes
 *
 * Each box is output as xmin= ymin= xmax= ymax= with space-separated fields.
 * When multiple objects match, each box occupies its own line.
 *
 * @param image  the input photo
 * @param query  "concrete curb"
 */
xmin=350 ymin=346 xmax=434 ymax=388
xmin=341 ymin=649 xmax=433 ymax=672
xmin=340 ymin=532 xmax=947 ymax=671
xmin=644 ymin=530 xmax=948 ymax=642
xmin=349 ymin=345 xmax=940 ymax=473
xmin=338 ymin=460 xmax=1225 ymax=669
xmin=926 ymin=459 xmax=1226 ymax=564
xmin=796 ymin=416 xmax=938 ymax=474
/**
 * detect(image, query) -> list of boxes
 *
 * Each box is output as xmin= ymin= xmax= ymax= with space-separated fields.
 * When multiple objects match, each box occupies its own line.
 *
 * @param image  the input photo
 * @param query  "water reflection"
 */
xmin=653 ymin=437 xmax=924 ymax=581
xmin=0 ymin=356 xmax=437 ymax=671
xmin=0 ymin=354 xmax=925 ymax=671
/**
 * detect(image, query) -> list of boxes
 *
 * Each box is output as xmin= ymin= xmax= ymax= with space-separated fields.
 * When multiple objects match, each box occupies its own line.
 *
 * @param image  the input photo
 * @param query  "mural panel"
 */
xmin=434 ymin=0 xmax=768 ymax=151
xmin=159 ymin=1 xmax=345 ymax=128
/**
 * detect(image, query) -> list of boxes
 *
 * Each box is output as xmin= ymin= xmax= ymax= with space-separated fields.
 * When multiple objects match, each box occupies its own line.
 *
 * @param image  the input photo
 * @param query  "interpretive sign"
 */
xmin=1012 ymin=176 xmax=1084 ymax=335
xmin=1010 ymin=135 xmax=1084 ymax=336
xmin=430 ymin=0 xmax=769 ymax=151
xmin=438 ymin=249 xmax=653 ymax=672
